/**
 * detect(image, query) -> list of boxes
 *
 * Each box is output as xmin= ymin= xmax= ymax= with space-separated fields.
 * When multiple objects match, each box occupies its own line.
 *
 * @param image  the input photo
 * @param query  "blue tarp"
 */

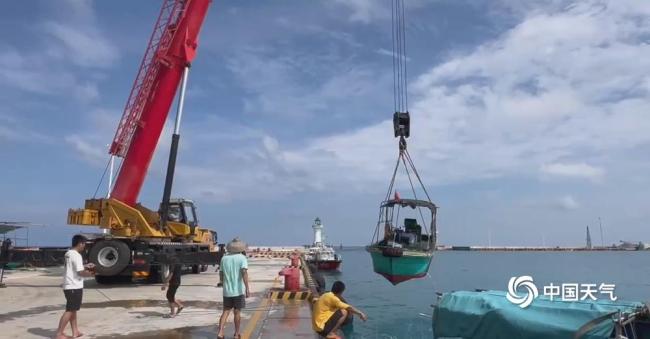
xmin=433 ymin=290 xmax=646 ymax=339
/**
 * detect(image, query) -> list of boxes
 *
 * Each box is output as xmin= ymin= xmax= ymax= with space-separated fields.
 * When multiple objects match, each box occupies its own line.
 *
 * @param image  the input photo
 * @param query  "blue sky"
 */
xmin=1 ymin=0 xmax=649 ymax=247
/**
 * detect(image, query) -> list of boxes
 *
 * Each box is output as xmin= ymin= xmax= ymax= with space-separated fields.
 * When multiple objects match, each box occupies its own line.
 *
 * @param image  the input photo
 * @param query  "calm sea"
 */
xmin=321 ymin=247 xmax=650 ymax=339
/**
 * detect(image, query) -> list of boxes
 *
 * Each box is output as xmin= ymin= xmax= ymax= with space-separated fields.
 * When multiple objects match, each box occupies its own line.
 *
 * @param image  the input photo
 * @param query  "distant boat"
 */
xmin=305 ymin=218 xmax=342 ymax=271
xmin=367 ymin=198 xmax=437 ymax=285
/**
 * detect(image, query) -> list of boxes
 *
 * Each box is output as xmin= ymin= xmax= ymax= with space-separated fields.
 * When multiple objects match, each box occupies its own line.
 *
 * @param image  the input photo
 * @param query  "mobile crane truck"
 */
xmin=66 ymin=0 xmax=222 ymax=284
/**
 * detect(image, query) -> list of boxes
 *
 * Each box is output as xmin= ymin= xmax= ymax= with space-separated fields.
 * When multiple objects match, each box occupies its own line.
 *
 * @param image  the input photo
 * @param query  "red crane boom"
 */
xmin=109 ymin=0 xmax=211 ymax=206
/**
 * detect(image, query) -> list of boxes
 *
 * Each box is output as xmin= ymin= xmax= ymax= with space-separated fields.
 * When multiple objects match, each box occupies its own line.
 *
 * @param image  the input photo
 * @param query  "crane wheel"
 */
xmin=89 ymin=240 xmax=131 ymax=276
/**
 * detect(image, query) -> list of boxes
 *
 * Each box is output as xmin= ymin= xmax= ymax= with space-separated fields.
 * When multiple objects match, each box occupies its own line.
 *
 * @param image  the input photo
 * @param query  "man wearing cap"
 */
xmin=217 ymin=238 xmax=250 ymax=339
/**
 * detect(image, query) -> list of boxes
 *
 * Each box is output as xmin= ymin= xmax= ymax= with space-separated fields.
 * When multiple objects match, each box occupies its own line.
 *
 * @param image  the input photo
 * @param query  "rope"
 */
xmin=401 ymin=155 xmax=428 ymax=235
xmin=384 ymin=151 xmax=402 ymax=202
xmin=391 ymin=0 xmax=408 ymax=113
xmin=92 ymin=157 xmax=113 ymax=198
xmin=400 ymin=0 xmax=408 ymax=112
xmin=391 ymin=0 xmax=397 ymax=113
xmin=372 ymin=151 xmax=403 ymax=244
xmin=404 ymin=149 xmax=432 ymax=203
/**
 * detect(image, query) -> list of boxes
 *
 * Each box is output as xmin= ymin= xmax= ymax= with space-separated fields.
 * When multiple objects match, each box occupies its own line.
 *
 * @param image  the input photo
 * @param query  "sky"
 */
xmin=1 ymin=0 xmax=649 ymax=247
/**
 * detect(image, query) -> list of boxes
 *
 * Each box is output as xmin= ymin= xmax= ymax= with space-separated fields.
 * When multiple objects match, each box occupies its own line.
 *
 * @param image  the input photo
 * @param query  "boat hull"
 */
xmin=367 ymin=246 xmax=432 ymax=285
xmin=307 ymin=260 xmax=342 ymax=271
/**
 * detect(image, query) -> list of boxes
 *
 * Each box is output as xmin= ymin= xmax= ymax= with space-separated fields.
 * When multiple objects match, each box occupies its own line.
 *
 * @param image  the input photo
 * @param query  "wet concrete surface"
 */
xmin=92 ymin=300 xmax=320 ymax=339
xmin=257 ymin=300 xmax=319 ymax=339
xmin=0 ymin=258 xmax=289 ymax=338
xmin=0 ymin=299 xmax=224 ymax=323
xmin=96 ymin=325 xmax=218 ymax=339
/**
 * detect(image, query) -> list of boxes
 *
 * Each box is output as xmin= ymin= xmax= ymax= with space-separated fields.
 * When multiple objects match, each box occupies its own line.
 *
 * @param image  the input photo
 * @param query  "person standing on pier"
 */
xmin=56 ymin=235 xmax=95 ymax=339
xmin=217 ymin=238 xmax=250 ymax=339
xmin=313 ymin=281 xmax=367 ymax=339
xmin=161 ymin=258 xmax=184 ymax=317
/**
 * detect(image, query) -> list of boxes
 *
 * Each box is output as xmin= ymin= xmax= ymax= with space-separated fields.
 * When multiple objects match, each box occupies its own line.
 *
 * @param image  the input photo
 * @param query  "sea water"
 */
xmin=321 ymin=247 xmax=650 ymax=339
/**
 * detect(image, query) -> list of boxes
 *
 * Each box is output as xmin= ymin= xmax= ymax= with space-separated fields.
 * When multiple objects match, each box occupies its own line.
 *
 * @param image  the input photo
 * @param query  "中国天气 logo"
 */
xmin=506 ymin=275 xmax=539 ymax=308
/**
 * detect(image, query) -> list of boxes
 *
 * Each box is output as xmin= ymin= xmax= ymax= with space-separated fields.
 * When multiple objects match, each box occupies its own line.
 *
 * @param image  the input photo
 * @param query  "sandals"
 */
xmin=176 ymin=306 xmax=184 ymax=315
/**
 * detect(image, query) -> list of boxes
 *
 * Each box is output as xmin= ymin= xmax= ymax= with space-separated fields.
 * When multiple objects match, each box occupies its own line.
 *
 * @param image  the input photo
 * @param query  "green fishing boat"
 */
xmin=367 ymin=198 xmax=437 ymax=285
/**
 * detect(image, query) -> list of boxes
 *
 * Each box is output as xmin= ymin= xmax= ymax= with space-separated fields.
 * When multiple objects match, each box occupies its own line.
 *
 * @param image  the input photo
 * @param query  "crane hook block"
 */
xmin=393 ymin=111 xmax=410 ymax=138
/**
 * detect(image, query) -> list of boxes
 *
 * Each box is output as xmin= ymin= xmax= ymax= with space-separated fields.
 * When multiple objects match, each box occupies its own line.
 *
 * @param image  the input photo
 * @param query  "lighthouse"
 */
xmin=306 ymin=217 xmax=342 ymax=271
xmin=312 ymin=217 xmax=324 ymax=247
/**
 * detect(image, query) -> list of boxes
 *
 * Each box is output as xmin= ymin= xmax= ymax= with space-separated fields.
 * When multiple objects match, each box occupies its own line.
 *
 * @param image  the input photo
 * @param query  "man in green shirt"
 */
xmin=217 ymin=238 xmax=250 ymax=339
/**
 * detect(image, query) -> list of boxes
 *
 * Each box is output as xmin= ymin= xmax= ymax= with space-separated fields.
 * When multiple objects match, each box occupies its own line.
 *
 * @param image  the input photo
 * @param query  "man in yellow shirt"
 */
xmin=312 ymin=281 xmax=367 ymax=339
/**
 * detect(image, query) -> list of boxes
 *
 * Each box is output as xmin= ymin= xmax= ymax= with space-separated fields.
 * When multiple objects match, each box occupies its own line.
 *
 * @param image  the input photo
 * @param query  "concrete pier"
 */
xmin=0 ymin=258 xmax=289 ymax=338
xmin=253 ymin=254 xmax=320 ymax=338
xmin=256 ymin=299 xmax=317 ymax=338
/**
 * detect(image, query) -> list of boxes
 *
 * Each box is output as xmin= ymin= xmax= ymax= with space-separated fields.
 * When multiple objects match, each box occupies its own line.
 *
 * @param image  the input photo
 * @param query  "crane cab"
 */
xmin=163 ymin=198 xmax=216 ymax=247
xmin=165 ymin=198 xmax=198 ymax=229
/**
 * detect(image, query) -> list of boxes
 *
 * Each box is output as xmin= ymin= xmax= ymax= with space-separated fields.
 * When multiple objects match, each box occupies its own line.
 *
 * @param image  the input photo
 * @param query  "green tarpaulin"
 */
xmin=433 ymin=290 xmax=647 ymax=339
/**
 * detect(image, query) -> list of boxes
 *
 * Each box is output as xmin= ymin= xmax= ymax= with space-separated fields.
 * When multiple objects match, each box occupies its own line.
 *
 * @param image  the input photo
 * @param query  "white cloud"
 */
xmin=0 ymin=112 xmax=52 ymax=144
xmin=179 ymin=0 xmax=650 ymax=202
xmin=0 ymin=1 xmax=116 ymax=101
xmin=556 ymin=195 xmax=580 ymax=210
xmin=541 ymin=162 xmax=604 ymax=182
xmin=315 ymin=0 xmax=650 ymax=186
xmin=64 ymin=109 xmax=118 ymax=167
xmin=331 ymin=0 xmax=429 ymax=23
xmin=228 ymin=47 xmax=390 ymax=119
xmin=44 ymin=22 xmax=118 ymax=68
xmin=376 ymin=48 xmax=411 ymax=62
xmin=65 ymin=134 xmax=107 ymax=166
xmin=332 ymin=0 xmax=390 ymax=23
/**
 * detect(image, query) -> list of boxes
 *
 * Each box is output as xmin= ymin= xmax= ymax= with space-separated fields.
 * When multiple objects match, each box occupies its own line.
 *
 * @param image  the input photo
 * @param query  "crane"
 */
xmin=67 ymin=0 xmax=220 ymax=283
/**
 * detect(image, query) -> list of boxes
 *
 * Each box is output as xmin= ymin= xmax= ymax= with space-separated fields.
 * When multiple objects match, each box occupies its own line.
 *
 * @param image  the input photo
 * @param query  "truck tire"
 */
xmin=89 ymin=240 xmax=131 ymax=276
xmin=147 ymin=264 xmax=171 ymax=283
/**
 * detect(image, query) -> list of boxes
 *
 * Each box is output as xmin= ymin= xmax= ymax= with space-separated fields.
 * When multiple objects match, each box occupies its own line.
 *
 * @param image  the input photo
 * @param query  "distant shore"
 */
xmin=242 ymin=245 xmax=650 ymax=252
xmin=436 ymin=245 xmax=648 ymax=252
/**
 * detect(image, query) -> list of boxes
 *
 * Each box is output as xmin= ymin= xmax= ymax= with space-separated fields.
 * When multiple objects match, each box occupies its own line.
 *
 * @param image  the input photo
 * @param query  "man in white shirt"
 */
xmin=56 ymin=235 xmax=95 ymax=339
